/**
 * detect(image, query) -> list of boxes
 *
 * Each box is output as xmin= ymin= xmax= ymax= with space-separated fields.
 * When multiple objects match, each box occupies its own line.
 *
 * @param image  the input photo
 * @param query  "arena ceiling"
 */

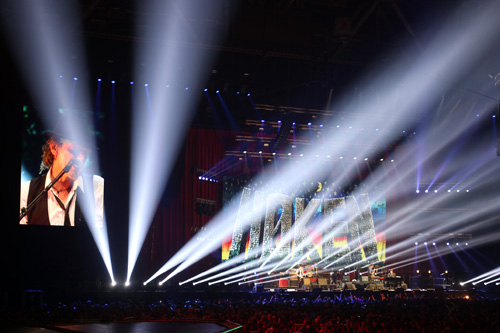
xmin=1 ymin=0 xmax=498 ymax=123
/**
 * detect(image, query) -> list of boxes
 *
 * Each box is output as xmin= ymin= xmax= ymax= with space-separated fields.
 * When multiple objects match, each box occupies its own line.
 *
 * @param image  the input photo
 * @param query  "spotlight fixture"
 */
xmin=446 ymin=242 xmax=450 ymax=245
xmin=415 ymin=242 xmax=418 ymax=245
xmin=416 ymin=190 xmax=420 ymax=193
xmin=432 ymin=242 xmax=436 ymax=246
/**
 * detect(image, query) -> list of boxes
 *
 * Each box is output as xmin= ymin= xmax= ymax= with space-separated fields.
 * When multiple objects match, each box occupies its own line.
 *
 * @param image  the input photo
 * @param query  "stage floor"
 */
xmin=57 ymin=321 xmax=228 ymax=333
xmin=1 ymin=321 xmax=229 ymax=333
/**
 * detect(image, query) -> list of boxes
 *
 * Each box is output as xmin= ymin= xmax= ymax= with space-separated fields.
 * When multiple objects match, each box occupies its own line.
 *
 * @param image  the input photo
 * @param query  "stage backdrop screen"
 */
xmin=221 ymin=177 xmax=386 ymax=270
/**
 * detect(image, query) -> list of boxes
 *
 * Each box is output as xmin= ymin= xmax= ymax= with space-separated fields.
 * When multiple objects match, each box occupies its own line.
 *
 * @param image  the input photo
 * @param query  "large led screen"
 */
xmin=222 ymin=178 xmax=386 ymax=270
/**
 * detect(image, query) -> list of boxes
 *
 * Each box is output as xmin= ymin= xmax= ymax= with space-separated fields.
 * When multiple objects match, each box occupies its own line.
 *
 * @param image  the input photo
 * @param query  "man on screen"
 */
xmin=20 ymin=114 xmax=104 ymax=227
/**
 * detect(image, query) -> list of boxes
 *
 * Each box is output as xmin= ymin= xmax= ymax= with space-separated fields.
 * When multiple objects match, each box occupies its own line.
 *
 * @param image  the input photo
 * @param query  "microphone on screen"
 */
xmin=63 ymin=158 xmax=84 ymax=172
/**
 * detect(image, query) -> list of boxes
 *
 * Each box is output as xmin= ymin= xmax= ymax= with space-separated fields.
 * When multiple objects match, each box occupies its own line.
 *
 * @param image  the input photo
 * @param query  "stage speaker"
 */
xmin=342 ymin=275 xmax=351 ymax=282
xmin=253 ymin=284 xmax=264 ymax=293
xmin=361 ymin=276 xmax=369 ymax=282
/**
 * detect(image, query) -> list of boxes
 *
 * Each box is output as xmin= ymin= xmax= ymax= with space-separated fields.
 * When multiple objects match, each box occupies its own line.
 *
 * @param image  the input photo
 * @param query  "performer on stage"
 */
xmin=354 ymin=267 xmax=361 ymax=281
xmin=296 ymin=264 xmax=305 ymax=278
xmin=368 ymin=264 xmax=375 ymax=280
xmin=20 ymin=112 xmax=104 ymax=227
xmin=387 ymin=269 xmax=397 ymax=278
xmin=296 ymin=264 xmax=305 ymax=288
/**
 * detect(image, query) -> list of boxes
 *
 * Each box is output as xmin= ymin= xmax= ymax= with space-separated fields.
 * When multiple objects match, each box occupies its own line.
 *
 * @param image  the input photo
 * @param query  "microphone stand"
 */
xmin=495 ymin=72 xmax=500 ymax=156
xmin=19 ymin=162 xmax=73 ymax=221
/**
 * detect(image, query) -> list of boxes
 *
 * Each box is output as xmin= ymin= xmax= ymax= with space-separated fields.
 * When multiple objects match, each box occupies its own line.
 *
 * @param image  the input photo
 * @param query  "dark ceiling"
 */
xmin=0 ymin=0 xmax=460 ymax=101
xmin=2 ymin=0 xmax=496 ymax=119
xmin=77 ymin=0 xmax=452 ymax=103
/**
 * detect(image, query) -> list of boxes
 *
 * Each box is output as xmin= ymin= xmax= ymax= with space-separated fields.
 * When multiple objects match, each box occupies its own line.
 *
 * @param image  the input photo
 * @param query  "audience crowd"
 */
xmin=2 ymin=290 xmax=500 ymax=332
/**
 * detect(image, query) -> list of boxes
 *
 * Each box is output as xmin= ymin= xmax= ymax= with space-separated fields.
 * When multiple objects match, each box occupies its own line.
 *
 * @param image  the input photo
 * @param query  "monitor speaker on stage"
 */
xmin=342 ymin=275 xmax=350 ymax=282
xmin=361 ymin=276 xmax=369 ymax=282
xmin=345 ymin=282 xmax=356 ymax=290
